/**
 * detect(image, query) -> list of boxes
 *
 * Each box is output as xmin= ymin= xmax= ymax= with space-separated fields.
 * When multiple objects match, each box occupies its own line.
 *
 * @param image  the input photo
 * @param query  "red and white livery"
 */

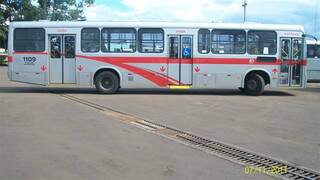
xmin=7 ymin=21 xmax=307 ymax=95
xmin=306 ymin=40 xmax=320 ymax=81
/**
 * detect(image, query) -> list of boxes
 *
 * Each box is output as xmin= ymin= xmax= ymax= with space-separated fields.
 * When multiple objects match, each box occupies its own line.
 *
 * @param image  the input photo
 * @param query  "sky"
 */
xmin=84 ymin=0 xmax=320 ymax=38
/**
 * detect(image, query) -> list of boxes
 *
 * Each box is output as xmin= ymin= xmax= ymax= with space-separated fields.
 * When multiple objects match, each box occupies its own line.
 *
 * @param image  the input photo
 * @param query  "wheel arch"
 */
xmin=242 ymin=68 xmax=271 ymax=87
xmin=93 ymin=67 xmax=122 ymax=85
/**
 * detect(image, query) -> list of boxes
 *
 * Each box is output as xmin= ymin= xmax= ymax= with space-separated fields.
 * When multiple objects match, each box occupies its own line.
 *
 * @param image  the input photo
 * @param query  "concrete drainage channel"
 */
xmin=57 ymin=93 xmax=320 ymax=180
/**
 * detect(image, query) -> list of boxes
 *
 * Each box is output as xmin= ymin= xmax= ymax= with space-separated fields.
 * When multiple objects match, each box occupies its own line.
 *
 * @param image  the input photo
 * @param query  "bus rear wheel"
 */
xmin=94 ymin=71 xmax=119 ymax=94
xmin=244 ymin=74 xmax=265 ymax=96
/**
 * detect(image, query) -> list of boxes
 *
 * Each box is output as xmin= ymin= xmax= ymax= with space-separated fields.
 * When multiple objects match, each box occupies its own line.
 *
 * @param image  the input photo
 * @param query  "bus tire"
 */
xmin=94 ymin=71 xmax=119 ymax=94
xmin=244 ymin=73 xmax=265 ymax=96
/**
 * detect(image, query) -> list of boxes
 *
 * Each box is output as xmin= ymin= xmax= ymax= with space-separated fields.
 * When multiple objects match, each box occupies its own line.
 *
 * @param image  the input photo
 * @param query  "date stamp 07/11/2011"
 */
xmin=244 ymin=165 xmax=288 ymax=175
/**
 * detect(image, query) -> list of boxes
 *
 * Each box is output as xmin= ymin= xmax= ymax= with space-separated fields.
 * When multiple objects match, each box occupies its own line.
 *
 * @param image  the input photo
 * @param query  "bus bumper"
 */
xmin=270 ymin=77 xmax=280 ymax=88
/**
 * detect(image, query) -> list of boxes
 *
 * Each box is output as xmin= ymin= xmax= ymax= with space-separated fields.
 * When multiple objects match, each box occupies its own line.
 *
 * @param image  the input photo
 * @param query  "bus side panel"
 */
xmin=192 ymin=64 xmax=243 ymax=89
xmin=10 ymin=27 xmax=49 ymax=85
xmin=193 ymin=64 xmax=277 ymax=89
xmin=307 ymin=58 xmax=320 ymax=81
xmin=76 ymin=57 xmax=162 ymax=88
xmin=308 ymin=70 xmax=320 ymax=81
xmin=121 ymin=63 xmax=167 ymax=88
xmin=11 ymin=53 xmax=49 ymax=85
xmin=151 ymin=63 xmax=277 ymax=89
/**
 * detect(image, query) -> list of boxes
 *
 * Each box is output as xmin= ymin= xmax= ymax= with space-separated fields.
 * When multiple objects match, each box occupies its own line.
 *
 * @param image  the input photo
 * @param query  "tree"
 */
xmin=0 ymin=0 xmax=12 ymax=48
xmin=0 ymin=0 xmax=94 ymax=48
xmin=0 ymin=0 xmax=40 ymax=48
xmin=37 ymin=0 xmax=94 ymax=21
xmin=1 ymin=0 xmax=39 ymax=21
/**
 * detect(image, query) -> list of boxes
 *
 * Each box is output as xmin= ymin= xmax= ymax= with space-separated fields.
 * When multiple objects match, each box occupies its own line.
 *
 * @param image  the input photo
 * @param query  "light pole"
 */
xmin=242 ymin=0 xmax=248 ymax=23
xmin=315 ymin=0 xmax=319 ymax=39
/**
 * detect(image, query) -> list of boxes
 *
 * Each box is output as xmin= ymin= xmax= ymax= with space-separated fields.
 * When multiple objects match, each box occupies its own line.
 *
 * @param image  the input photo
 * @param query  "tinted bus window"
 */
xmin=248 ymin=31 xmax=277 ymax=55
xmin=64 ymin=36 xmax=75 ymax=58
xmin=307 ymin=45 xmax=316 ymax=58
xmin=101 ymin=29 xmax=109 ymax=52
xmin=292 ymin=39 xmax=303 ymax=60
xmin=169 ymin=37 xmax=179 ymax=58
xmin=198 ymin=29 xmax=210 ymax=54
xmin=14 ymin=28 xmax=45 ymax=52
xmin=138 ymin=28 xmax=164 ymax=53
xmin=212 ymin=29 xmax=246 ymax=54
xmin=81 ymin=28 xmax=100 ymax=53
xmin=50 ymin=36 xmax=61 ymax=58
xmin=316 ymin=45 xmax=320 ymax=58
xmin=101 ymin=28 xmax=136 ymax=53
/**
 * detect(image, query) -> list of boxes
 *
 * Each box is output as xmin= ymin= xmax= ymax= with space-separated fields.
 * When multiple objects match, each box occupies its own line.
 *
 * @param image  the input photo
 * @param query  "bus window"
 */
xmin=169 ymin=37 xmax=179 ymax=58
xmin=101 ymin=29 xmax=109 ymax=52
xmin=292 ymin=39 xmax=303 ymax=60
xmin=81 ymin=28 xmax=100 ymax=53
xmin=14 ymin=28 xmax=45 ymax=52
xmin=50 ymin=36 xmax=61 ymax=58
xmin=281 ymin=39 xmax=290 ymax=60
xmin=248 ymin=30 xmax=277 ymax=55
xmin=106 ymin=28 xmax=136 ymax=53
xmin=212 ymin=29 xmax=246 ymax=54
xmin=64 ymin=36 xmax=75 ymax=58
xmin=307 ymin=45 xmax=316 ymax=58
xmin=198 ymin=29 xmax=210 ymax=54
xmin=182 ymin=36 xmax=192 ymax=59
xmin=138 ymin=28 xmax=164 ymax=53
xmin=101 ymin=28 xmax=136 ymax=53
xmin=316 ymin=45 xmax=320 ymax=58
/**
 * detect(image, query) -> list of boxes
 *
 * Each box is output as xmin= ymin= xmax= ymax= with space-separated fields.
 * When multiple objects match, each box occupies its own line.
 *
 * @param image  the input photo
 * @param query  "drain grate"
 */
xmin=175 ymin=133 xmax=319 ymax=180
xmin=58 ymin=93 xmax=320 ymax=180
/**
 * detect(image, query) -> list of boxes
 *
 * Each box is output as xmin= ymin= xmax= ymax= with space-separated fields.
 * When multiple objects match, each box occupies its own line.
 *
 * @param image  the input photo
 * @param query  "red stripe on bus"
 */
xmin=194 ymin=58 xmax=282 ymax=65
xmin=118 ymin=57 xmax=168 ymax=63
xmin=8 ymin=56 xmax=13 ymax=63
xmin=76 ymin=55 xmax=282 ymax=65
xmin=13 ymin=52 xmax=48 ymax=55
xmin=302 ymin=59 xmax=307 ymax=66
xmin=9 ymin=53 xmax=305 ymax=66
xmin=76 ymin=55 xmax=289 ymax=87
xmin=77 ymin=55 xmax=178 ymax=86
xmin=146 ymin=69 xmax=182 ymax=85
xmin=281 ymin=59 xmax=307 ymax=66
xmin=115 ymin=62 xmax=171 ymax=86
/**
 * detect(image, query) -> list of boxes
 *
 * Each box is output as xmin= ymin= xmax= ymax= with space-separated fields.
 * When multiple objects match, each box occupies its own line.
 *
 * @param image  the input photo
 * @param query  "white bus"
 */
xmin=7 ymin=21 xmax=307 ymax=95
xmin=306 ymin=40 xmax=320 ymax=81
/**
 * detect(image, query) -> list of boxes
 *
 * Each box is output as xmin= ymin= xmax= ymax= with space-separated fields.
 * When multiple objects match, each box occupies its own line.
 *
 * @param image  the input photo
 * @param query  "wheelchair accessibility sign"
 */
xmin=183 ymin=47 xmax=191 ymax=58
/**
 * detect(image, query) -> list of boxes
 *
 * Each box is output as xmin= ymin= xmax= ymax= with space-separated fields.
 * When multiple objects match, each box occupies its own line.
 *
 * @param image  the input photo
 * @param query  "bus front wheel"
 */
xmin=244 ymin=74 xmax=265 ymax=96
xmin=94 ymin=71 xmax=119 ymax=94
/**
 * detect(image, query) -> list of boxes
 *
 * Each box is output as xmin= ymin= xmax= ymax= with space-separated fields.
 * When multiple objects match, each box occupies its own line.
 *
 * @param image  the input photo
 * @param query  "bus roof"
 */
xmin=10 ymin=21 xmax=305 ymax=32
xmin=306 ymin=40 xmax=320 ymax=45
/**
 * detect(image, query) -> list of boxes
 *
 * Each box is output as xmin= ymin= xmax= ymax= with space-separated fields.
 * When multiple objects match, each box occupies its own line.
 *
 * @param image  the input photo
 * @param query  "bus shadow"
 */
xmin=0 ymin=87 xmax=95 ymax=94
xmin=118 ymin=89 xmax=295 ymax=96
xmin=0 ymin=87 xmax=295 ymax=96
xmin=292 ymin=88 xmax=320 ymax=93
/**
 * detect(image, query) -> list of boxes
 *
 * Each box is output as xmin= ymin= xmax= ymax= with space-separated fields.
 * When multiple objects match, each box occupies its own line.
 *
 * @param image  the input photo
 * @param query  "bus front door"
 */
xmin=168 ymin=35 xmax=193 ymax=85
xmin=280 ymin=38 xmax=304 ymax=87
xmin=49 ymin=34 xmax=76 ymax=84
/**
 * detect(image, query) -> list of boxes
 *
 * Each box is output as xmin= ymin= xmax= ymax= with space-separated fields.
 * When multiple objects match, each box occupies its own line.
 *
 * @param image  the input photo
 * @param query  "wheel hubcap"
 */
xmin=101 ymin=77 xmax=113 ymax=90
xmin=247 ymin=80 xmax=257 ymax=90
